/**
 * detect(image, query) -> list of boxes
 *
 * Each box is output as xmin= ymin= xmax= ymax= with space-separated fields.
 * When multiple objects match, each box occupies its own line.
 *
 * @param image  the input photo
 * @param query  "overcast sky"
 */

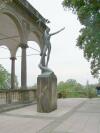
xmin=0 ymin=0 xmax=98 ymax=86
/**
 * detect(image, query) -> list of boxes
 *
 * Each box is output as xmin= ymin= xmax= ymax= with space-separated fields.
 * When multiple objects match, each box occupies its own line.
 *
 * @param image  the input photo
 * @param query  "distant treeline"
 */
xmin=57 ymin=79 xmax=97 ymax=98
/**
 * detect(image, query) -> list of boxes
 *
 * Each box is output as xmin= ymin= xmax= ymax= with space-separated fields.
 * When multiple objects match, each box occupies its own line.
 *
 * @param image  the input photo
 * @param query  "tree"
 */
xmin=0 ymin=64 xmax=18 ymax=89
xmin=57 ymin=79 xmax=85 ymax=98
xmin=62 ymin=0 xmax=100 ymax=78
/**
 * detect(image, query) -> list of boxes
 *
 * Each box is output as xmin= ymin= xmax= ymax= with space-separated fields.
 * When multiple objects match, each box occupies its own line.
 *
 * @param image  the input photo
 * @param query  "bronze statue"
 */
xmin=39 ymin=27 xmax=65 ymax=73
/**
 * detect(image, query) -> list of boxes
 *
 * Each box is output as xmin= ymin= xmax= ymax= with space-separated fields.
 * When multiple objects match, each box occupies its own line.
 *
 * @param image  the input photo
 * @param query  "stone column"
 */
xmin=21 ymin=44 xmax=28 ymax=89
xmin=10 ymin=57 xmax=16 ymax=89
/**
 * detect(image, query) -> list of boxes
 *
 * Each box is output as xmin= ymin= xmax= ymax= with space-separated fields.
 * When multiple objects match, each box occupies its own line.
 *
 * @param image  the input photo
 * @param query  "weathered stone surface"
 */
xmin=37 ymin=72 xmax=57 ymax=113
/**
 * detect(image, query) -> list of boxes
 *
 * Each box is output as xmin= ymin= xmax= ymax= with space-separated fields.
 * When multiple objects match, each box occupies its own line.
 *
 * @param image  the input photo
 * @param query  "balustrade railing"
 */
xmin=0 ymin=89 xmax=37 ymax=106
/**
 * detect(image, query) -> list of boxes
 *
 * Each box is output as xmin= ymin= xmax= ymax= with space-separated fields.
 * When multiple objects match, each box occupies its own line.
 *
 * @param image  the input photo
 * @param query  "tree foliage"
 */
xmin=57 ymin=79 xmax=85 ymax=98
xmin=0 ymin=64 xmax=18 ymax=89
xmin=62 ymin=0 xmax=100 ymax=78
xmin=57 ymin=79 xmax=96 ymax=98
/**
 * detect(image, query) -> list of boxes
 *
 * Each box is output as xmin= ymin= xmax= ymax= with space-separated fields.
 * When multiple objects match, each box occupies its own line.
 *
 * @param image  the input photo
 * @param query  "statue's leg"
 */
xmin=40 ymin=46 xmax=47 ymax=66
xmin=46 ymin=45 xmax=51 ymax=67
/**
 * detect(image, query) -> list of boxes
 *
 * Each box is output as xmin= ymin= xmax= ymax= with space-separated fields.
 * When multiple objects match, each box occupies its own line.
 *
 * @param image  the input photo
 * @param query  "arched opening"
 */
xmin=0 ymin=13 xmax=22 ymax=89
xmin=27 ymin=41 xmax=40 ymax=87
xmin=27 ymin=32 xmax=41 ymax=88
xmin=0 ymin=13 xmax=21 ymax=55
xmin=0 ymin=46 xmax=11 ymax=89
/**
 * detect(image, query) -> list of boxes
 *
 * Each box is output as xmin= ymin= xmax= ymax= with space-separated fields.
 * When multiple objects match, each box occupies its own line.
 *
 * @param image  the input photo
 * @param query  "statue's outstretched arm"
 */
xmin=50 ymin=27 xmax=65 ymax=36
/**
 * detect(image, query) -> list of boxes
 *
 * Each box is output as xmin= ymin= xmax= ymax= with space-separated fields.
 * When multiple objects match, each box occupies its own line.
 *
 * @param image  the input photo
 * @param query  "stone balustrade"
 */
xmin=0 ymin=89 xmax=37 ymax=106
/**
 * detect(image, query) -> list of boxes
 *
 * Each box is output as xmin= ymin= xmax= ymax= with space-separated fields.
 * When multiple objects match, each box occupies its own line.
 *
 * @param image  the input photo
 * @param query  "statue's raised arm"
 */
xmin=50 ymin=27 xmax=65 ymax=36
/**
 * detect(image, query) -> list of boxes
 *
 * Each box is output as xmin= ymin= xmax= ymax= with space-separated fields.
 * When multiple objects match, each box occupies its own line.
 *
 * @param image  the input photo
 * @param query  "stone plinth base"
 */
xmin=37 ymin=72 xmax=57 ymax=113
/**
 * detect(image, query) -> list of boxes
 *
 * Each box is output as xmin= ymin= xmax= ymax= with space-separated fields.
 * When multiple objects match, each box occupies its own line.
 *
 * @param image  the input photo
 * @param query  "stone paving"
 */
xmin=0 ymin=98 xmax=100 ymax=133
xmin=54 ymin=98 xmax=100 ymax=133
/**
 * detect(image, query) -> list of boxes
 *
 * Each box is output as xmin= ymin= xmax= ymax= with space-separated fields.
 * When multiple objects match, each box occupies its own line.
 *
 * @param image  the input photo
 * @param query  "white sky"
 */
xmin=0 ymin=0 xmax=98 ymax=86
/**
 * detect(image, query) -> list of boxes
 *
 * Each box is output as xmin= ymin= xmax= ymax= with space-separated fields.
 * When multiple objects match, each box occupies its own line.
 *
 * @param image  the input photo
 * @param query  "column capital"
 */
xmin=10 ymin=57 xmax=16 ymax=60
xmin=19 ymin=43 xmax=28 ymax=49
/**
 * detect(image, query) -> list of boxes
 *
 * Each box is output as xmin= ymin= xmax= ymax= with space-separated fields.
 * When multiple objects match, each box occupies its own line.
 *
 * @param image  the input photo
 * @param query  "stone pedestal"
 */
xmin=37 ymin=72 xmax=57 ymax=113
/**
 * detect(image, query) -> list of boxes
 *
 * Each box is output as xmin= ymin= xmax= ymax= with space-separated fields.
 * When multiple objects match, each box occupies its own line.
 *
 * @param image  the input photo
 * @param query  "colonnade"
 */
xmin=0 ymin=0 xmax=47 ymax=90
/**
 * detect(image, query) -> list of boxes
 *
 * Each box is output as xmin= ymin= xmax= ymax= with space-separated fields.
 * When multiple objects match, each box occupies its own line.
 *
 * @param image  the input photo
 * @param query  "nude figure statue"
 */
xmin=39 ymin=27 xmax=65 ymax=73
